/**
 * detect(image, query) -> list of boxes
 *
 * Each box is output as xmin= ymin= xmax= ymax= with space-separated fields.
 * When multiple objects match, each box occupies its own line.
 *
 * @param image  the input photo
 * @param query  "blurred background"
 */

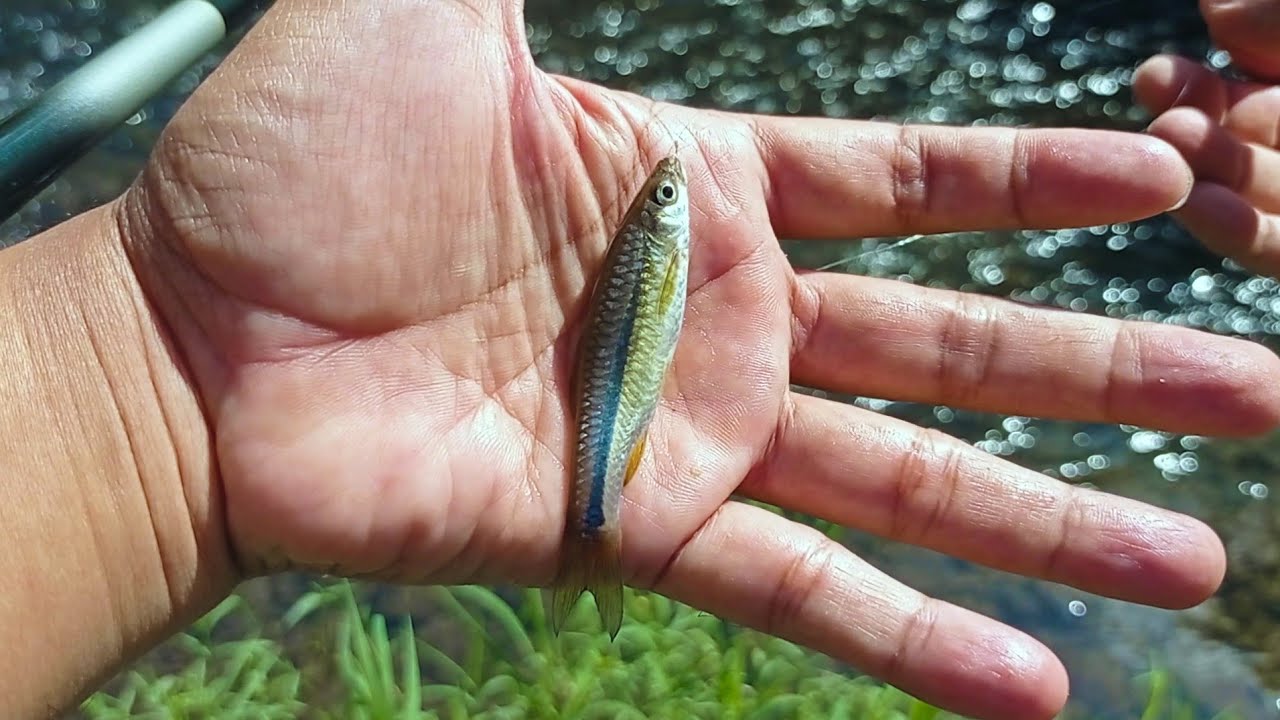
xmin=4 ymin=0 xmax=1278 ymax=718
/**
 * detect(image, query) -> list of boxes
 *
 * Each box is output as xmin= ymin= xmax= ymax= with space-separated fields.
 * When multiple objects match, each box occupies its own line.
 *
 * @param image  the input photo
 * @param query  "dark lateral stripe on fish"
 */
xmin=583 ymin=237 xmax=651 ymax=531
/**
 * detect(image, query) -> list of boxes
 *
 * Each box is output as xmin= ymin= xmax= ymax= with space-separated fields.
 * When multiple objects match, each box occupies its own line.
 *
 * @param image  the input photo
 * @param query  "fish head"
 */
xmin=638 ymin=155 xmax=690 ymax=253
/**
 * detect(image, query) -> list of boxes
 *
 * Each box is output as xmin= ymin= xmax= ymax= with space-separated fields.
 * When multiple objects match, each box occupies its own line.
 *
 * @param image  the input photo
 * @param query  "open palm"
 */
xmin=116 ymin=1 xmax=1280 ymax=718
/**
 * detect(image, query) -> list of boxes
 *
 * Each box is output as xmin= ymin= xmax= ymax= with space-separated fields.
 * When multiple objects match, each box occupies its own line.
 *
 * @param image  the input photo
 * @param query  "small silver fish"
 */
xmin=550 ymin=156 xmax=691 ymax=637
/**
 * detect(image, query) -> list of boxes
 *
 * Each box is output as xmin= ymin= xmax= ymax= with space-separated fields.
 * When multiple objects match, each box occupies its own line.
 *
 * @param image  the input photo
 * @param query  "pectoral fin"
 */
xmin=624 ymin=432 xmax=647 ymax=486
xmin=656 ymin=249 xmax=684 ymax=317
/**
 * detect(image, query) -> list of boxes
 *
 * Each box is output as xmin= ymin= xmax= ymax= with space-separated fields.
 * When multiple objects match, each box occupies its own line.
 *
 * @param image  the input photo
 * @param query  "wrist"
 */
xmin=0 ymin=202 xmax=236 ymax=715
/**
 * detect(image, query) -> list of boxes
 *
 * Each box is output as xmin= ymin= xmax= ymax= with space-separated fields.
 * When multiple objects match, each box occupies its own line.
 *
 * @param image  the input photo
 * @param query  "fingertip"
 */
xmin=1133 ymin=54 xmax=1184 ymax=114
xmin=983 ymin=630 xmax=1070 ymax=720
xmin=1145 ymin=106 xmax=1250 ymax=181
xmin=1145 ymin=104 xmax=1215 ymax=141
xmin=1172 ymin=181 xmax=1280 ymax=280
xmin=1133 ymin=54 xmax=1230 ymax=121
xmin=1142 ymin=107 xmax=1219 ymax=210
xmin=1160 ymin=516 xmax=1227 ymax=609
xmin=1195 ymin=332 xmax=1280 ymax=437
xmin=1175 ymin=181 xmax=1252 ymax=239
xmin=1134 ymin=132 xmax=1195 ymax=211
xmin=1088 ymin=496 xmax=1228 ymax=609
xmin=1050 ymin=130 xmax=1193 ymax=222
xmin=916 ymin=621 xmax=1068 ymax=720
xmin=1142 ymin=318 xmax=1280 ymax=437
xmin=1214 ymin=335 xmax=1280 ymax=436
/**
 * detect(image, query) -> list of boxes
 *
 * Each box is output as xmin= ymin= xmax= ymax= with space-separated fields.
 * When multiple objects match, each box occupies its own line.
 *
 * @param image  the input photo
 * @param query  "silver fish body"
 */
xmin=550 ymin=156 xmax=690 ymax=637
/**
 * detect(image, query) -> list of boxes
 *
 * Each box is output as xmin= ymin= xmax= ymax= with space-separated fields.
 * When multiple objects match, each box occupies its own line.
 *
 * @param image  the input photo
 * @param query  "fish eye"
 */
xmin=653 ymin=180 xmax=678 ymax=205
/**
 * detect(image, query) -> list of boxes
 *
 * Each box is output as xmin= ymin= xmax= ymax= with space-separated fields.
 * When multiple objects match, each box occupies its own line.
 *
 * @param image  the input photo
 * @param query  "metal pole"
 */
xmin=0 ymin=0 xmax=265 ymax=223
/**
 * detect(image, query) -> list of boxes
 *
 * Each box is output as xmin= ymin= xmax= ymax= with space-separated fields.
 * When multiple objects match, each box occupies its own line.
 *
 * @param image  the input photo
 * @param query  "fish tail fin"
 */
xmin=549 ymin=530 xmax=623 ymax=638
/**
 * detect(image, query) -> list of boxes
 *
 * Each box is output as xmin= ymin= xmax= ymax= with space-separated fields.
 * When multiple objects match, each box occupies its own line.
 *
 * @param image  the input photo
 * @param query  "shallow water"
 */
xmin=4 ymin=0 xmax=1280 ymax=717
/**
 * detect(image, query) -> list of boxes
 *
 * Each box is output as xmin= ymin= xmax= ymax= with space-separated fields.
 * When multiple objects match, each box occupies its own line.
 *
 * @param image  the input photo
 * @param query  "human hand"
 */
xmin=1200 ymin=0 xmax=1280 ymax=81
xmin=1134 ymin=0 xmax=1280 ymax=273
xmin=112 ymin=1 xmax=1280 ymax=718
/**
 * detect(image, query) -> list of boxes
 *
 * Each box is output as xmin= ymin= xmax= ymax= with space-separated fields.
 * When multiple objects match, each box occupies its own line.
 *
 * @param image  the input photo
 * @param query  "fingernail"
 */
xmin=1139 ymin=136 xmax=1195 ymax=211
xmin=1168 ymin=181 xmax=1193 ymax=212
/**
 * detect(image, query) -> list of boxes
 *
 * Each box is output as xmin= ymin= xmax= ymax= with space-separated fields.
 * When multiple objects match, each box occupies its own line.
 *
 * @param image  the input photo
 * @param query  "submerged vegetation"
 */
xmin=78 ymin=579 xmax=1241 ymax=720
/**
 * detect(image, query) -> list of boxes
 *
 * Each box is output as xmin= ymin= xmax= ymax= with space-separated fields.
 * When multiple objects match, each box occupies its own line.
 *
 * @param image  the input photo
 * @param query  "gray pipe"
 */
xmin=0 ymin=0 xmax=264 ymax=223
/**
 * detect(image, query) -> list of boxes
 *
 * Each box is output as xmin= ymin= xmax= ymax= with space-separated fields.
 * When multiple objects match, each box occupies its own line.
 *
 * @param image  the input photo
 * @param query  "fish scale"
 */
xmin=549 ymin=156 xmax=690 ymax=638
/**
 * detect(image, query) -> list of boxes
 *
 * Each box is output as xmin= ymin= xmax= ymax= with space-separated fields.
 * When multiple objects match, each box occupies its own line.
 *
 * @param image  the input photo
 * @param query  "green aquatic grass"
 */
xmin=80 ymin=595 xmax=305 ymax=719
xmin=1131 ymin=664 xmax=1245 ymax=720
xmin=79 ymin=580 xmax=1238 ymax=719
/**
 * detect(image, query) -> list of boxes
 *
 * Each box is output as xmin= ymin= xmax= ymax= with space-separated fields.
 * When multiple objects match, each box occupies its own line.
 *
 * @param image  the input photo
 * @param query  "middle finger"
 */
xmin=788 ymin=271 xmax=1280 ymax=437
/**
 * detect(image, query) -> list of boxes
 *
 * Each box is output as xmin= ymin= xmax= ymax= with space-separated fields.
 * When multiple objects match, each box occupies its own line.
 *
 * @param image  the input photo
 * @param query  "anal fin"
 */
xmin=623 ymin=431 xmax=647 ymax=487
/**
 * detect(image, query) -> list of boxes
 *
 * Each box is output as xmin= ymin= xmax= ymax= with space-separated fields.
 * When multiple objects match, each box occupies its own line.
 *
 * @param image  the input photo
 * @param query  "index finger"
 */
xmin=749 ymin=116 xmax=1192 ymax=239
